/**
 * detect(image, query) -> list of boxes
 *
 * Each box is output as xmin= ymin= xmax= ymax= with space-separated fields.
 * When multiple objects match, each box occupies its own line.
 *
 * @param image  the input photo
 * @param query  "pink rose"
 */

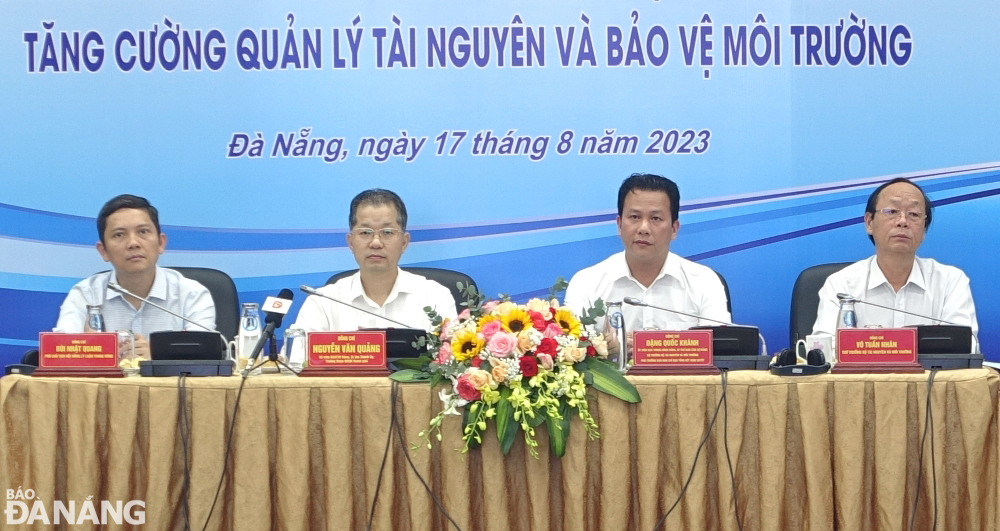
xmin=537 ymin=353 xmax=554 ymax=370
xmin=481 ymin=300 xmax=499 ymax=314
xmin=481 ymin=320 xmax=502 ymax=340
xmin=543 ymin=322 xmax=564 ymax=339
xmin=438 ymin=318 xmax=451 ymax=339
xmin=487 ymin=331 xmax=517 ymax=357
xmin=456 ymin=374 xmax=481 ymax=401
xmin=437 ymin=343 xmax=452 ymax=364
xmin=457 ymin=309 xmax=471 ymax=321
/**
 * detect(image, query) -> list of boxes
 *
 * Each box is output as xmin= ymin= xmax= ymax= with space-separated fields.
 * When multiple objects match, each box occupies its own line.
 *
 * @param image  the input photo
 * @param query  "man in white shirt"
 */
xmin=564 ymin=174 xmax=731 ymax=333
xmin=812 ymin=178 xmax=978 ymax=346
xmin=54 ymin=194 xmax=216 ymax=359
xmin=292 ymin=189 xmax=458 ymax=333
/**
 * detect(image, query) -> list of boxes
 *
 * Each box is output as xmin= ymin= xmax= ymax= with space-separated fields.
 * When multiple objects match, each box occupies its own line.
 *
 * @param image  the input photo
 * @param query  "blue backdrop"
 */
xmin=2 ymin=1 xmax=998 ymax=364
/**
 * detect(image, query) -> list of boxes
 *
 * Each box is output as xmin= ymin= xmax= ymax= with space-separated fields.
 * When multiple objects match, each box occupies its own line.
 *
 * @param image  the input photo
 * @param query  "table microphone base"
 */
xmin=139 ymin=359 xmax=235 ymax=377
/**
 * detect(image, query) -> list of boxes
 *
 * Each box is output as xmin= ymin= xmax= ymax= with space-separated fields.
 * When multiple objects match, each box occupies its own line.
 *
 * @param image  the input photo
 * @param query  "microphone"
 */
xmin=622 ymin=296 xmax=768 ymax=356
xmin=300 ymin=285 xmax=415 ymax=329
xmin=246 ymin=289 xmax=295 ymax=364
xmin=107 ymin=282 xmax=231 ymax=356
xmin=836 ymin=293 xmax=959 ymax=325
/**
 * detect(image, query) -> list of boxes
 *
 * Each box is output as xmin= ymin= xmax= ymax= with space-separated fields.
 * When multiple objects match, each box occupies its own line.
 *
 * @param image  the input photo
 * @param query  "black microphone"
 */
xmin=107 ymin=282 xmax=231 ymax=356
xmin=622 ymin=296 xmax=768 ymax=356
xmin=247 ymin=288 xmax=294 ymax=364
xmin=836 ymin=293 xmax=959 ymax=325
xmin=299 ymin=285 xmax=416 ymax=329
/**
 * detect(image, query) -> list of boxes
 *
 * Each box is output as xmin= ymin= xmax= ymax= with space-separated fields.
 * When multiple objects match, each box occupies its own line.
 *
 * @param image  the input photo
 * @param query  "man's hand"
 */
xmin=122 ymin=333 xmax=151 ymax=360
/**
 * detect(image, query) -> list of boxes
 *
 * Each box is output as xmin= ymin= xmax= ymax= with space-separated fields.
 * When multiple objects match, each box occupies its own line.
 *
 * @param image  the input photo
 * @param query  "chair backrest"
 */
xmin=789 ymin=262 xmax=853 ymax=347
xmin=715 ymin=271 xmax=733 ymax=315
xmin=168 ymin=267 xmax=240 ymax=342
xmin=325 ymin=267 xmax=478 ymax=315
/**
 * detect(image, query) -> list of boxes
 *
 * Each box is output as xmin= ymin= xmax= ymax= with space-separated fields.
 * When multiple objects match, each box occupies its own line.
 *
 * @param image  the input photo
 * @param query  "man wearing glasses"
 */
xmin=811 ymin=178 xmax=979 ymax=339
xmin=292 ymin=189 xmax=457 ymax=332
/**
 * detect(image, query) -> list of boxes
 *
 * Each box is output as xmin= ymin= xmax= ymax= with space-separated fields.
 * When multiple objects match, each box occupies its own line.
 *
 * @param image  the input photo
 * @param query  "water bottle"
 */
xmin=605 ymin=301 xmax=628 ymax=372
xmin=86 ymin=305 xmax=106 ymax=332
xmin=238 ymin=303 xmax=261 ymax=369
xmin=836 ymin=295 xmax=859 ymax=329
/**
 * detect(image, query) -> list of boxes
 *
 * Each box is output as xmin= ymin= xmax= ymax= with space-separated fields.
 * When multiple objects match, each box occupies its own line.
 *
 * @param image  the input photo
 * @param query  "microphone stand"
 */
xmin=108 ymin=282 xmax=233 ymax=359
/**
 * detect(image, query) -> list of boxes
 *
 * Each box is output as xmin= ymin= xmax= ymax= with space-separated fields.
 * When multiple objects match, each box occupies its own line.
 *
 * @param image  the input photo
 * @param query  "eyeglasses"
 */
xmin=350 ymin=227 xmax=403 ymax=242
xmin=876 ymin=207 xmax=925 ymax=223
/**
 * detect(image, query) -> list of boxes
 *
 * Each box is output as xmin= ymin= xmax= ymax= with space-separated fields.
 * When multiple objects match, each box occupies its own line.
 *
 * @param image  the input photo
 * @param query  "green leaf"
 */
xmin=546 ymin=402 xmax=571 ymax=457
xmin=389 ymin=369 xmax=430 ymax=383
xmin=548 ymin=277 xmax=568 ymax=300
xmin=529 ymin=408 xmax=547 ymax=428
xmin=392 ymin=356 xmax=431 ymax=371
xmin=429 ymin=372 xmax=444 ymax=389
xmin=495 ymin=388 xmax=518 ymax=454
xmin=580 ymin=357 xmax=641 ymax=403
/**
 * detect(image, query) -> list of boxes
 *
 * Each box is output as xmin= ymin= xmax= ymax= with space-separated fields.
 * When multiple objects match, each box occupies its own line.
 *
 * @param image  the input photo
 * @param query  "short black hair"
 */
xmin=864 ymin=177 xmax=933 ymax=244
xmin=617 ymin=173 xmax=680 ymax=223
xmin=348 ymin=189 xmax=408 ymax=231
xmin=97 ymin=194 xmax=160 ymax=244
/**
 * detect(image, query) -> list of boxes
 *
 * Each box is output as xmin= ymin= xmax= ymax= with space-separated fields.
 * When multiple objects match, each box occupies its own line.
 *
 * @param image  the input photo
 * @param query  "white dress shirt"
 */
xmin=812 ymin=256 xmax=979 ymax=348
xmin=564 ymin=251 xmax=731 ymax=333
xmin=54 ymin=266 xmax=216 ymax=335
xmin=292 ymin=269 xmax=458 ymax=333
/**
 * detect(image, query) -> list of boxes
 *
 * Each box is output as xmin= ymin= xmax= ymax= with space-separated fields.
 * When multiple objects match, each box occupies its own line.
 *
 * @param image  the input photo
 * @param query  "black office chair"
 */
xmin=168 ymin=267 xmax=241 ymax=342
xmin=715 ymin=271 xmax=732 ymax=315
xmin=325 ymin=267 xmax=478 ymax=315
xmin=789 ymin=262 xmax=852 ymax=347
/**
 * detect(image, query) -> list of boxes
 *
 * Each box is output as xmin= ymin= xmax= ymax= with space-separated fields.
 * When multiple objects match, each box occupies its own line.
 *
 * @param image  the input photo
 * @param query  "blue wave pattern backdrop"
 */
xmin=2 ymin=1 xmax=998 ymax=364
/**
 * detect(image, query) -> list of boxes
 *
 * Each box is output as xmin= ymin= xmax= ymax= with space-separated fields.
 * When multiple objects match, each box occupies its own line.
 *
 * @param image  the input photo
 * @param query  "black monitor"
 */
xmin=915 ymin=325 xmax=973 ymax=354
xmin=691 ymin=325 xmax=760 ymax=357
xmin=149 ymin=331 xmax=225 ymax=361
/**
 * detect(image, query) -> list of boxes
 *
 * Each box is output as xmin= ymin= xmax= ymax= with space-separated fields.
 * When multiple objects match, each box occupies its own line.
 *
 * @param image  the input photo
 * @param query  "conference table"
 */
xmin=2 ymin=369 xmax=998 ymax=530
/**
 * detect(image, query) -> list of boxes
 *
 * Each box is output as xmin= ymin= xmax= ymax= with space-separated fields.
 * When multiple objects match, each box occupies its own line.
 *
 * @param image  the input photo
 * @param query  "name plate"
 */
xmin=833 ymin=328 xmax=923 ymax=374
xmin=34 ymin=332 xmax=124 ymax=377
xmin=298 ymin=331 xmax=389 ymax=377
xmin=629 ymin=329 xmax=719 ymax=375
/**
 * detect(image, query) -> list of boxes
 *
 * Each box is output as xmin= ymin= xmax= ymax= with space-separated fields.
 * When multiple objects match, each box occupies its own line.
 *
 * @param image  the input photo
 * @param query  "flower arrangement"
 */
xmin=391 ymin=280 xmax=640 ymax=458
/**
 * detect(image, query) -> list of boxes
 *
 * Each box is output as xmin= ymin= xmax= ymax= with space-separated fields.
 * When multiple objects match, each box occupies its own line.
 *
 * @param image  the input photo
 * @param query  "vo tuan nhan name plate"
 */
xmin=34 ymin=332 xmax=123 ymax=377
xmin=833 ymin=328 xmax=923 ymax=373
xmin=299 ymin=331 xmax=389 ymax=377
xmin=629 ymin=329 xmax=719 ymax=375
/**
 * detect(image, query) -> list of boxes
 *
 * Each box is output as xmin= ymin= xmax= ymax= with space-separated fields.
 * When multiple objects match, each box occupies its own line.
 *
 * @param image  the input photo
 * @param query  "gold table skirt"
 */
xmin=2 ymin=369 xmax=997 ymax=530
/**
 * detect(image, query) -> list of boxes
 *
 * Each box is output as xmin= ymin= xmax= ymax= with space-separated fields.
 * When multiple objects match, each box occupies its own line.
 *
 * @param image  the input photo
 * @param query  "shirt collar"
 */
xmin=868 ymin=256 xmax=926 ymax=291
xmin=348 ymin=268 xmax=410 ymax=307
xmin=105 ymin=267 xmax=167 ymax=302
xmin=613 ymin=252 xmax=680 ymax=286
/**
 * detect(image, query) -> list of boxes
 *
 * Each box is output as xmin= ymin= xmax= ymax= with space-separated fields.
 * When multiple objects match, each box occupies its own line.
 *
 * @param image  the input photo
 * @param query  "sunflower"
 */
xmin=452 ymin=328 xmax=485 ymax=361
xmin=553 ymin=308 xmax=582 ymax=338
xmin=476 ymin=314 xmax=499 ymax=333
xmin=500 ymin=307 xmax=533 ymax=334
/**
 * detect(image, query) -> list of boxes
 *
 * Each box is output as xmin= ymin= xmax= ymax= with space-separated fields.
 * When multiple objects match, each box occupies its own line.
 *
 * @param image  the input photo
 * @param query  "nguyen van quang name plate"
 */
xmin=299 ymin=331 xmax=389 ymax=377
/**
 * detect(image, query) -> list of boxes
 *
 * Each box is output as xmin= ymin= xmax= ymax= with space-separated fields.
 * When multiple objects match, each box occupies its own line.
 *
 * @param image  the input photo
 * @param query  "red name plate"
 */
xmin=33 ymin=333 xmax=124 ymax=377
xmin=834 ymin=328 xmax=922 ymax=373
xmin=629 ymin=329 xmax=718 ymax=375
xmin=300 ymin=331 xmax=389 ymax=376
xmin=38 ymin=333 xmax=118 ymax=368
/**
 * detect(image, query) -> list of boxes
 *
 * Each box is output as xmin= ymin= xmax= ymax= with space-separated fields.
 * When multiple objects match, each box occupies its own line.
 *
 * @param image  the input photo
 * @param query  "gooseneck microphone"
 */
xmin=107 ymin=282 xmax=231 ymax=356
xmin=246 ymin=288 xmax=295 ymax=364
xmin=622 ymin=296 xmax=768 ymax=356
xmin=300 ymin=285 xmax=416 ymax=329
xmin=836 ymin=293 xmax=959 ymax=325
